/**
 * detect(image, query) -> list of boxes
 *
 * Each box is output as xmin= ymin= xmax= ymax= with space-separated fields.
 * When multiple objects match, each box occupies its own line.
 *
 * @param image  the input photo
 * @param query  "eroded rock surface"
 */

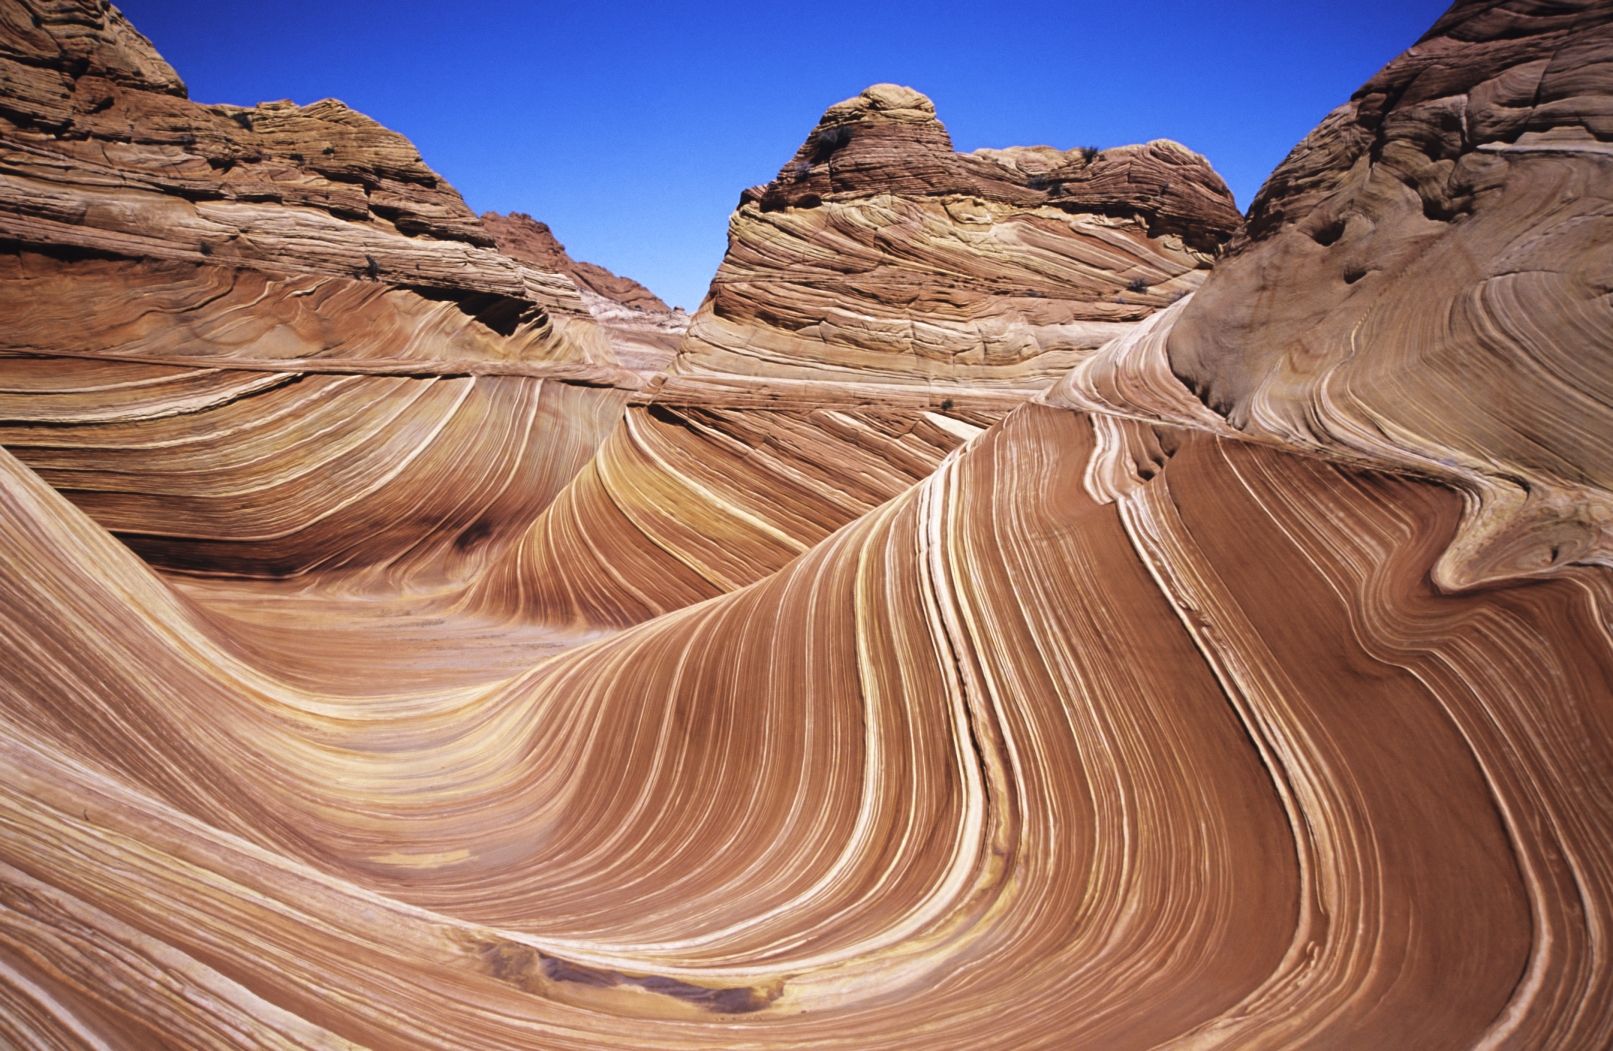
xmin=674 ymin=83 xmax=1243 ymax=388
xmin=481 ymin=210 xmax=673 ymax=313
xmin=0 ymin=0 xmax=613 ymax=360
xmin=1159 ymin=0 xmax=1613 ymax=588
xmin=0 ymin=0 xmax=647 ymax=579
xmin=1 ymin=1 xmax=1612 ymax=1049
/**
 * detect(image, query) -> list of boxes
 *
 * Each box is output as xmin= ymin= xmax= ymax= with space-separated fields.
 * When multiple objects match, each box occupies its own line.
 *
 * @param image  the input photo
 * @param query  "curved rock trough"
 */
xmin=1 ymin=0 xmax=1611 ymax=1047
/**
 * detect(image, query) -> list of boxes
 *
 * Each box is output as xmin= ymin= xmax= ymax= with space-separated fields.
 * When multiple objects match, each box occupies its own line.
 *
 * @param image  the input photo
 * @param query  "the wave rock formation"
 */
xmin=1 ymin=0 xmax=1611 ymax=1048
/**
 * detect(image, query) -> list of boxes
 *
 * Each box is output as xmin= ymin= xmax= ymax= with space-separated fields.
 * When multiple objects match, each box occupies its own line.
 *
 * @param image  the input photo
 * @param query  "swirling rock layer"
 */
xmin=1157 ymin=0 xmax=1613 ymax=588
xmin=3 ymin=401 xmax=1611 ymax=1047
xmin=2 ymin=1 xmax=1612 ymax=1049
xmin=0 ymin=248 xmax=630 ymax=580
xmin=0 ymin=0 xmax=649 ymax=579
xmin=471 ymin=402 xmax=1000 ymax=627
xmin=674 ymin=84 xmax=1243 ymax=388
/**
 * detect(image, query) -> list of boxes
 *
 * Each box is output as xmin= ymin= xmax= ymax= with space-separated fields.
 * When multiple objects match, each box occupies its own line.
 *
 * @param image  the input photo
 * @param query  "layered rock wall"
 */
xmin=1053 ymin=0 xmax=1613 ymax=589
xmin=674 ymin=84 xmax=1243 ymax=388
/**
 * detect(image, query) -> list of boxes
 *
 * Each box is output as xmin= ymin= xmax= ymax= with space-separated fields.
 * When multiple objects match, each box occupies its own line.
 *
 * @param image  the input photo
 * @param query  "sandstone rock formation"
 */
xmin=483 ymin=210 xmax=690 ymax=371
xmin=469 ymin=402 xmax=1002 ymax=627
xmin=0 ymin=0 xmax=655 ymax=579
xmin=0 ymin=2 xmax=607 ymax=352
xmin=1050 ymin=0 xmax=1613 ymax=591
xmin=673 ymin=83 xmax=1243 ymax=387
xmin=481 ymin=211 xmax=673 ymax=313
xmin=2 ymin=0 xmax=1612 ymax=1048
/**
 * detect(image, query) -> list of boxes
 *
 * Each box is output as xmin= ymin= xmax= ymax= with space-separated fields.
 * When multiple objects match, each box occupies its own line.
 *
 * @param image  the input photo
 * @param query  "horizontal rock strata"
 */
xmin=674 ymin=83 xmax=1243 ymax=388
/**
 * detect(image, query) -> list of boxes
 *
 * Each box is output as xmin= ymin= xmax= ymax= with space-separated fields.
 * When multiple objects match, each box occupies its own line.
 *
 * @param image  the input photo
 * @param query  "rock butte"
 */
xmin=674 ymin=82 xmax=1244 ymax=388
xmin=0 ymin=0 xmax=1610 ymax=1048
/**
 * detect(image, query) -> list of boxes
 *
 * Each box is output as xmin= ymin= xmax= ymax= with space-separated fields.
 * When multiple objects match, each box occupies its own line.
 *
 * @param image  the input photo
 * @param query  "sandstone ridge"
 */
xmin=0 ymin=0 xmax=614 ymax=361
xmin=674 ymin=82 xmax=1245 ymax=387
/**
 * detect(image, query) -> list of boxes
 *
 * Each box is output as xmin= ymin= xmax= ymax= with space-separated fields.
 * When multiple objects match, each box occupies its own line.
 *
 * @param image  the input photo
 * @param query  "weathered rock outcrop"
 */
xmin=482 ymin=210 xmax=672 ymax=312
xmin=1052 ymin=0 xmax=1613 ymax=590
xmin=2 ymin=1 xmax=1612 ymax=1049
xmin=673 ymin=83 xmax=1242 ymax=388
xmin=0 ymin=0 xmax=611 ymax=360
xmin=0 ymin=0 xmax=644 ymax=579
xmin=484 ymin=210 xmax=690 ymax=370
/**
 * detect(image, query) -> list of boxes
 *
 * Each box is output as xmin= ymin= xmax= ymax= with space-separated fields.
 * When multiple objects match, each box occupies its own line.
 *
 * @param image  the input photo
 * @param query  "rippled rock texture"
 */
xmin=674 ymin=83 xmax=1243 ymax=387
xmin=2 ymin=0 xmax=1612 ymax=1048
xmin=1055 ymin=0 xmax=1613 ymax=591
xmin=0 ymin=9 xmax=606 ymax=353
xmin=0 ymin=0 xmax=643 ymax=581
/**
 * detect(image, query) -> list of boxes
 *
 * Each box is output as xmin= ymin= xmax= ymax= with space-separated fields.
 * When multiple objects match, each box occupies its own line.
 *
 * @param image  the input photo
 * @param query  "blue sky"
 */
xmin=116 ymin=1 xmax=1452 ymax=310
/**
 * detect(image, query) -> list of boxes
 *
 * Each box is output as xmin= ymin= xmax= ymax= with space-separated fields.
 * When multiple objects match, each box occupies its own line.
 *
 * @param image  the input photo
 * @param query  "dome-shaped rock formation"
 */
xmin=1051 ymin=0 xmax=1613 ymax=592
xmin=673 ymin=83 xmax=1243 ymax=388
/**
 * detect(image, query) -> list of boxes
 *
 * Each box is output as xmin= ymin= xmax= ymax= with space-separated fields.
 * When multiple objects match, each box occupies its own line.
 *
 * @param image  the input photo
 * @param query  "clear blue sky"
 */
xmin=116 ymin=1 xmax=1452 ymax=311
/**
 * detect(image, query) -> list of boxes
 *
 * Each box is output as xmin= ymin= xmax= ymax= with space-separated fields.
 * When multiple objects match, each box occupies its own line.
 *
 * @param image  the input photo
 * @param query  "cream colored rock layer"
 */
xmin=1048 ymin=0 xmax=1613 ymax=590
